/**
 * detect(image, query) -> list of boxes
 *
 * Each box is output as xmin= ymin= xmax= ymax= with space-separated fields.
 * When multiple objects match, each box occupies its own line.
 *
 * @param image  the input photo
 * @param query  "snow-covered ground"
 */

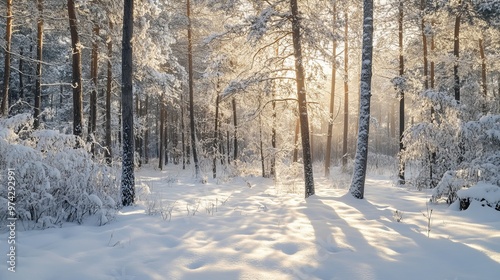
xmin=1 ymin=165 xmax=499 ymax=280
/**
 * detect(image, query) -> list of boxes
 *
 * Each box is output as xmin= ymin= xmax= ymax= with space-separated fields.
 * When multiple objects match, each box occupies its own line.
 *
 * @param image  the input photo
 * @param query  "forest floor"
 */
xmin=1 ymin=163 xmax=499 ymax=280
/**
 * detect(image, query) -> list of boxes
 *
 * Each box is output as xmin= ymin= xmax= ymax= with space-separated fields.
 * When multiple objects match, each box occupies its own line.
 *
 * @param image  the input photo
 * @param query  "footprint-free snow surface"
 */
xmin=1 ymin=166 xmax=499 ymax=280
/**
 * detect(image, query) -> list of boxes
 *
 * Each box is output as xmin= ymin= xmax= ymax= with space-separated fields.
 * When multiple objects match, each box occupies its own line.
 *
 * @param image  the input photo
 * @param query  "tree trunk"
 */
xmin=421 ymin=0 xmax=436 ymax=187
xmin=34 ymin=0 xmax=44 ymax=128
xmin=226 ymin=118 xmax=231 ymax=164
xmin=187 ymin=0 xmax=200 ymax=177
xmin=325 ymin=2 xmax=337 ymax=177
xmin=135 ymin=96 xmax=142 ymax=167
xmin=159 ymin=96 xmax=165 ymax=169
xmin=232 ymin=97 xmax=238 ymax=161
xmin=213 ymin=94 xmax=220 ymax=178
xmin=270 ymin=94 xmax=276 ymax=178
xmin=0 ymin=0 xmax=13 ymax=116
xmin=144 ymin=94 xmax=149 ymax=164
xmin=181 ymin=91 xmax=186 ymax=169
xmin=398 ymin=0 xmax=405 ymax=185
xmin=349 ymin=0 xmax=374 ymax=199
xmin=342 ymin=11 xmax=349 ymax=170
xmin=105 ymin=18 xmax=113 ymax=164
xmin=453 ymin=13 xmax=461 ymax=102
xmin=19 ymin=47 xmax=24 ymax=100
xmin=479 ymin=38 xmax=487 ymax=113
xmin=430 ymin=21 xmax=435 ymax=89
xmin=259 ymin=113 xmax=265 ymax=178
xmin=68 ymin=0 xmax=83 ymax=138
xmin=167 ymin=102 xmax=170 ymax=165
xmin=290 ymin=0 xmax=314 ymax=198
xmin=89 ymin=23 xmax=99 ymax=154
xmin=421 ymin=0 xmax=429 ymax=90
xmin=293 ymin=117 xmax=300 ymax=162
xmin=121 ymin=0 xmax=135 ymax=206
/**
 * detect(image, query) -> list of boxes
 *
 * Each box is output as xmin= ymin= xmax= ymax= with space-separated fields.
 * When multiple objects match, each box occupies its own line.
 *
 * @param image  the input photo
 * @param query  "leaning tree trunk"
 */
xmin=18 ymin=47 xmax=24 ymax=100
xmin=349 ymin=0 xmax=374 ymax=199
xmin=290 ymin=0 xmax=315 ymax=198
xmin=68 ymin=0 xmax=83 ymax=138
xmin=34 ymin=0 xmax=44 ymax=128
xmin=0 ymin=0 xmax=13 ymax=117
xmin=121 ymin=0 xmax=135 ymax=206
xmin=325 ymin=2 xmax=337 ymax=177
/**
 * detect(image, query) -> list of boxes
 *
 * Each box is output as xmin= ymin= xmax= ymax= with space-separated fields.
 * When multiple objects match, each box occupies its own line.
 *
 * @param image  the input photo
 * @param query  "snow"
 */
xmin=458 ymin=182 xmax=500 ymax=204
xmin=1 ymin=166 xmax=499 ymax=280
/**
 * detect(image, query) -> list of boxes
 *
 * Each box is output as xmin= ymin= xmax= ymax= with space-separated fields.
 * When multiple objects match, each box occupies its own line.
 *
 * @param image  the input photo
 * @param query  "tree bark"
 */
xmin=342 ymin=11 xmax=349 ymax=170
xmin=453 ymin=13 xmax=461 ymax=102
xmin=270 ymin=97 xmax=276 ymax=178
xmin=187 ymin=0 xmax=200 ymax=177
xmin=88 ymin=23 xmax=99 ymax=154
xmin=121 ymin=0 xmax=135 ymax=206
xmin=159 ymin=96 xmax=165 ymax=169
xmin=135 ymin=95 xmax=142 ymax=167
xmin=0 ymin=0 xmax=13 ymax=116
xmin=293 ymin=117 xmax=300 ymax=162
xmin=105 ymin=18 xmax=113 ymax=164
xmin=325 ymin=2 xmax=337 ymax=177
xmin=181 ymin=91 xmax=186 ymax=169
xmin=213 ymin=94 xmax=220 ymax=178
xmin=18 ymin=47 xmax=24 ymax=100
xmin=68 ymin=0 xmax=83 ymax=138
xmin=430 ymin=21 xmax=435 ymax=90
xmin=259 ymin=113 xmax=265 ymax=178
xmin=421 ymin=0 xmax=429 ymax=90
xmin=290 ymin=0 xmax=315 ymax=198
xmin=479 ymin=38 xmax=487 ymax=113
xmin=34 ymin=0 xmax=44 ymax=128
xmin=144 ymin=94 xmax=149 ymax=164
xmin=232 ymin=97 xmax=238 ymax=161
xmin=349 ymin=0 xmax=374 ymax=199
xmin=398 ymin=0 xmax=405 ymax=185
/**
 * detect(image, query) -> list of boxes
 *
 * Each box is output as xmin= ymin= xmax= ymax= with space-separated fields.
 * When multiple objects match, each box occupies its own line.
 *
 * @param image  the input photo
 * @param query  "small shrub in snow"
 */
xmin=0 ymin=115 xmax=120 ymax=229
xmin=393 ymin=210 xmax=403 ymax=223
xmin=422 ymin=203 xmax=433 ymax=238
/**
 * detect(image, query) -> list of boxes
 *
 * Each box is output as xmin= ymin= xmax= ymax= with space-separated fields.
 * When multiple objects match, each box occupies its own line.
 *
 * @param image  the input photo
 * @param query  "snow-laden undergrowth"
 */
xmin=0 ymin=114 xmax=120 ymax=229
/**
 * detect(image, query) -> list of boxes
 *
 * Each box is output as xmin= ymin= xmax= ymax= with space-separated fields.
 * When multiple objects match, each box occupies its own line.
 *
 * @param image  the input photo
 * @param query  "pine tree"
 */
xmin=121 ymin=0 xmax=135 ymax=206
xmin=1 ymin=0 xmax=13 ymax=116
xmin=68 ymin=0 xmax=83 ymax=138
xmin=349 ymin=0 xmax=374 ymax=199
xmin=290 ymin=0 xmax=314 ymax=198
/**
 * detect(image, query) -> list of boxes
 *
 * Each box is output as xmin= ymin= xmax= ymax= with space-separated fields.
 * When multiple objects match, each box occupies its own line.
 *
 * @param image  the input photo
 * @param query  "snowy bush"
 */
xmin=0 ymin=114 xmax=120 ymax=229
xmin=402 ymin=83 xmax=500 ymax=209
xmin=427 ymin=114 xmax=500 ymax=209
xmin=457 ymin=182 xmax=500 ymax=211
xmin=430 ymin=170 xmax=468 ymax=204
